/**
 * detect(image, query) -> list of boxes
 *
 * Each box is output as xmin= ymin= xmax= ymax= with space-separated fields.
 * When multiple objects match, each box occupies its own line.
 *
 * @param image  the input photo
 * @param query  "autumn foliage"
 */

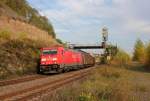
xmin=133 ymin=39 xmax=150 ymax=70
xmin=133 ymin=39 xmax=146 ymax=63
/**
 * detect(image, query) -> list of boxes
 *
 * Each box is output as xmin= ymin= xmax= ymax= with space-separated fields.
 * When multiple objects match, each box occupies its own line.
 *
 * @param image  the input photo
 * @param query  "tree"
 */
xmin=56 ymin=38 xmax=63 ymax=44
xmin=145 ymin=42 xmax=150 ymax=69
xmin=133 ymin=39 xmax=146 ymax=63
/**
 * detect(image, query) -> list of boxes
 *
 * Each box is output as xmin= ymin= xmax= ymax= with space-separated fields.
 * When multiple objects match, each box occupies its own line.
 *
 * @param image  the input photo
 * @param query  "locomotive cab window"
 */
xmin=42 ymin=50 xmax=57 ymax=55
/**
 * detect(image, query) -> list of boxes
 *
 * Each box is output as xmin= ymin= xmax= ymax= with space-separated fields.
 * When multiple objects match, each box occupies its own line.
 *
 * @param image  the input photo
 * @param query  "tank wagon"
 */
xmin=37 ymin=46 xmax=95 ymax=73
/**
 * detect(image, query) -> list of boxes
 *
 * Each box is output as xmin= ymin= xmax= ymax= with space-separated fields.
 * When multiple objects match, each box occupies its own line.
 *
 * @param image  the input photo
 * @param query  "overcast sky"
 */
xmin=27 ymin=0 xmax=150 ymax=54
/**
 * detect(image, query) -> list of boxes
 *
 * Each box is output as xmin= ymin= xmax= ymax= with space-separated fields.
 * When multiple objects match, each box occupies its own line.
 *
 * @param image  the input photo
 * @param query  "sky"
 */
xmin=27 ymin=0 xmax=150 ymax=54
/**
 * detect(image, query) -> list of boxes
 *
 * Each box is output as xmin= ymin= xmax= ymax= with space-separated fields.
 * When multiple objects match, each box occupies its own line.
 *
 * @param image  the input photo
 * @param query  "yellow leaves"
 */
xmin=133 ymin=39 xmax=146 ymax=63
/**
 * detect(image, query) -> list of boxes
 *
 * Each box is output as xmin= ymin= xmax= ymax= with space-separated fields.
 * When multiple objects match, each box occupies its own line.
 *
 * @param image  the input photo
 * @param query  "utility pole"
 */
xmin=101 ymin=27 xmax=111 ymax=64
xmin=102 ymin=27 xmax=108 ymax=48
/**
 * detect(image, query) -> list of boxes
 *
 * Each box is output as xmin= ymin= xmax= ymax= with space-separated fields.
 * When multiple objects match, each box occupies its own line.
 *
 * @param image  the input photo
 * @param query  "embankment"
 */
xmin=0 ymin=16 xmax=59 ymax=79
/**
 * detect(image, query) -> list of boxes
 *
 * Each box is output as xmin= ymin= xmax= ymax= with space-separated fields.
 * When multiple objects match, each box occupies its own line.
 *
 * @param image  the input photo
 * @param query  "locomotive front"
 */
xmin=39 ymin=47 xmax=63 ymax=73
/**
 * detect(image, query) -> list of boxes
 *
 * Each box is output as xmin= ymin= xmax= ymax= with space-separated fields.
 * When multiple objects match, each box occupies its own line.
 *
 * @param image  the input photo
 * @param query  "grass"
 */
xmin=44 ymin=65 xmax=150 ymax=101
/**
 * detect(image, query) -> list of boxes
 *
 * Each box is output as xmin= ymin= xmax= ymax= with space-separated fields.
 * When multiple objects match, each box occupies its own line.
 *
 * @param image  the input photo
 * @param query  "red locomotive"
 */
xmin=37 ymin=46 xmax=95 ymax=73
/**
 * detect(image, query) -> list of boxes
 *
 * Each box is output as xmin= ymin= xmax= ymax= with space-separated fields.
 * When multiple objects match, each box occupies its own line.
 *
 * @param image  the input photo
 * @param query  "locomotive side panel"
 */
xmin=63 ymin=49 xmax=76 ymax=70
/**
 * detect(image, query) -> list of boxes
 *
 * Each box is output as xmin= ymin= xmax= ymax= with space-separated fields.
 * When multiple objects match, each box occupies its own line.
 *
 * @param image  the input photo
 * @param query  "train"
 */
xmin=37 ymin=46 xmax=95 ymax=74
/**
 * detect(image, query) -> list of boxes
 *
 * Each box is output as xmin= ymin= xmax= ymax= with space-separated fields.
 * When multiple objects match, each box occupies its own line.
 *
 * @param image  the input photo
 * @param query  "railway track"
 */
xmin=0 ymin=74 xmax=47 ymax=86
xmin=0 ymin=67 xmax=93 ymax=101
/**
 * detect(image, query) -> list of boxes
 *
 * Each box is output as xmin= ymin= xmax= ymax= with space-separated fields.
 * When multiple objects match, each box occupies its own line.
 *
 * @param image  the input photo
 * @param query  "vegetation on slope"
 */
xmin=0 ymin=0 xmax=56 ymax=38
xmin=0 ymin=30 xmax=57 ymax=79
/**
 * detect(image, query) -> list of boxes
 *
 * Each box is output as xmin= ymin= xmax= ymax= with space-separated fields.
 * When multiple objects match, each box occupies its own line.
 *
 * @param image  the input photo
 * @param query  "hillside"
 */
xmin=0 ymin=0 xmax=60 ymax=79
xmin=0 ymin=0 xmax=55 ymax=38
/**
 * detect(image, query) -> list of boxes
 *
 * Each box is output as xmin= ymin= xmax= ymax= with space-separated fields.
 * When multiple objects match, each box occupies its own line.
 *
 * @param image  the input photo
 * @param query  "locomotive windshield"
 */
xmin=42 ymin=50 xmax=57 ymax=55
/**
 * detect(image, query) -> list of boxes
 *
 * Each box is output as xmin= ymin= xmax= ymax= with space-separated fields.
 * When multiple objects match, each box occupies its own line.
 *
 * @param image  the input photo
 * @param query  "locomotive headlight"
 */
xmin=52 ymin=58 xmax=57 ymax=61
xmin=41 ymin=58 xmax=46 ymax=61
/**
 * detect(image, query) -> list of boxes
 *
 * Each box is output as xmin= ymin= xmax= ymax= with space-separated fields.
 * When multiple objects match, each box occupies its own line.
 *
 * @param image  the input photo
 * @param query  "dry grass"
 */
xmin=44 ymin=65 xmax=150 ymax=101
xmin=0 ymin=16 xmax=58 ymax=45
xmin=0 ymin=30 xmax=11 ymax=40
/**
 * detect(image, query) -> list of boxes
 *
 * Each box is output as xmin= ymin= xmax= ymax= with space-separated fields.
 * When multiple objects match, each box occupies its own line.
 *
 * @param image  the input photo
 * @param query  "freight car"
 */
xmin=37 ymin=46 xmax=95 ymax=74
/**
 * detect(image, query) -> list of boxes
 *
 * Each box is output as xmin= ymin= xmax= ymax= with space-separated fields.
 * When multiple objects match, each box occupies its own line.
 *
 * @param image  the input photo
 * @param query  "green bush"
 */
xmin=56 ymin=38 xmax=63 ymax=44
xmin=0 ymin=30 xmax=11 ymax=39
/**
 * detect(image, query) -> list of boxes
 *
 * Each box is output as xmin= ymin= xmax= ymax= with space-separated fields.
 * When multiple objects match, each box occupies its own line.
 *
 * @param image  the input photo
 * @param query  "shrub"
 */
xmin=0 ymin=30 xmax=11 ymax=39
xmin=18 ymin=32 xmax=28 ymax=40
xmin=56 ymin=38 xmax=63 ymax=44
xmin=113 ymin=49 xmax=131 ymax=66
xmin=0 ymin=38 xmax=41 ymax=78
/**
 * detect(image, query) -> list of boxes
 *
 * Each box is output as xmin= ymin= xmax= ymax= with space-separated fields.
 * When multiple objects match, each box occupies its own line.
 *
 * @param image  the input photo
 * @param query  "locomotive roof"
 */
xmin=41 ymin=46 xmax=64 ymax=50
xmin=41 ymin=47 xmax=91 ymax=55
